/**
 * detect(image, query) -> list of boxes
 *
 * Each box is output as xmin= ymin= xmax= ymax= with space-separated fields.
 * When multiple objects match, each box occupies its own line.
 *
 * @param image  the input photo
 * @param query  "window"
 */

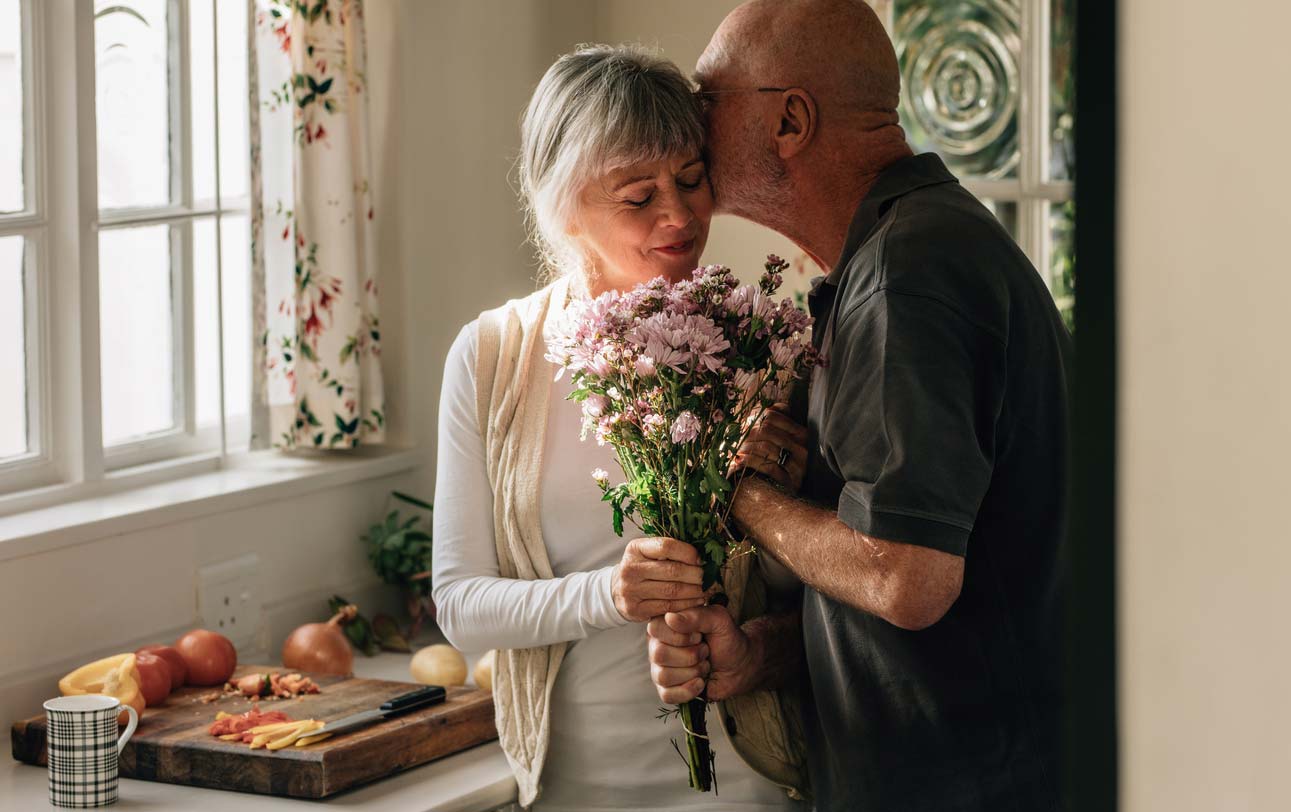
xmin=883 ymin=0 xmax=1075 ymax=329
xmin=0 ymin=0 xmax=251 ymax=505
xmin=0 ymin=0 xmax=41 ymax=476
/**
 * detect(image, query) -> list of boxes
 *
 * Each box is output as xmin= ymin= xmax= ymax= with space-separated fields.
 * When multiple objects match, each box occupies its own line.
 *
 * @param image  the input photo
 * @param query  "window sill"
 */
xmin=0 ymin=445 xmax=428 ymax=562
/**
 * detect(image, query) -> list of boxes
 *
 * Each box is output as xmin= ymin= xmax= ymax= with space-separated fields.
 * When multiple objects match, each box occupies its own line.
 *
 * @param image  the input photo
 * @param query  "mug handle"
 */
xmin=116 ymin=704 xmax=139 ymax=755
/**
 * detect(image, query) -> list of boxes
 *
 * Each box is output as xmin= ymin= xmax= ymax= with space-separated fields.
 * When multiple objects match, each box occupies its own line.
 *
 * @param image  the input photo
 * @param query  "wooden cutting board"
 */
xmin=10 ymin=664 xmax=497 ymax=799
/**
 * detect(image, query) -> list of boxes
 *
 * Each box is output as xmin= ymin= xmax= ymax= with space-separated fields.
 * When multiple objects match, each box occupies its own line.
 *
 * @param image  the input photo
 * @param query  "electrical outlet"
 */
xmin=197 ymin=554 xmax=261 ymax=649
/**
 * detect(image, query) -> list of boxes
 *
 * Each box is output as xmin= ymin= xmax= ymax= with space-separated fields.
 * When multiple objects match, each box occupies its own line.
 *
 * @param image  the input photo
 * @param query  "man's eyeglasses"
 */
xmin=694 ymin=86 xmax=790 ymax=110
xmin=697 ymin=87 xmax=784 ymax=100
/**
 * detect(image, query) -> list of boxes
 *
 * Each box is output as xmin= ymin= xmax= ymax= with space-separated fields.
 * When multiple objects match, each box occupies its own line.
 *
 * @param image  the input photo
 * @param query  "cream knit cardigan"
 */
xmin=473 ymin=277 xmax=571 ymax=807
xmin=472 ymin=277 xmax=810 ymax=808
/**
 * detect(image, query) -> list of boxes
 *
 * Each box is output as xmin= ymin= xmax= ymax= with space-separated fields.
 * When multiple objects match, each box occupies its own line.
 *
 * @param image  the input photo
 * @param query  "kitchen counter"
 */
xmin=4 ymin=646 xmax=518 ymax=812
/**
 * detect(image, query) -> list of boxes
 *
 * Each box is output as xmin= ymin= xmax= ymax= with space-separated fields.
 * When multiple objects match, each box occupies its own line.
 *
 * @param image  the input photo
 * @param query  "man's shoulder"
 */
xmin=835 ymin=184 xmax=1034 ymax=338
xmin=876 ymin=183 xmax=1024 ymax=278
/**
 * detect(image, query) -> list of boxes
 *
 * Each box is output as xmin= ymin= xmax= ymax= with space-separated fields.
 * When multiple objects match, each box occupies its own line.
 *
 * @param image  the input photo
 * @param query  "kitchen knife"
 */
xmin=313 ymin=685 xmax=447 ymax=737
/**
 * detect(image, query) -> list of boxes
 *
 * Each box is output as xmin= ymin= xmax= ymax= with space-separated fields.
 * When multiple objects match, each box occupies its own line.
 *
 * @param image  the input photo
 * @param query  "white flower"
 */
xmin=634 ymin=355 xmax=657 ymax=378
xmin=591 ymin=468 xmax=610 ymax=486
xmin=670 ymin=411 xmax=701 ymax=443
xmin=583 ymin=393 xmax=609 ymax=418
xmin=642 ymin=412 xmax=667 ymax=435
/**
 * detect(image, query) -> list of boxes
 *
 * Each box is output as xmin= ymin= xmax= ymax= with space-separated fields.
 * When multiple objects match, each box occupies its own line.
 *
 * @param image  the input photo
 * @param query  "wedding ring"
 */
xmin=776 ymin=447 xmax=791 ymax=468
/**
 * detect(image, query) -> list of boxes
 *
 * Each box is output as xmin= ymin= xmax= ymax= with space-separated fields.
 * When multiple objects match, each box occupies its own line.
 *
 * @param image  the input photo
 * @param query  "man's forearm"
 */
xmin=730 ymin=476 xmax=963 ymax=630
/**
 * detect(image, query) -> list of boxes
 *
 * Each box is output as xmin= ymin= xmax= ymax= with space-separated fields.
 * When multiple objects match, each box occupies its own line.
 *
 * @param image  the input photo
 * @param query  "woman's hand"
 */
xmin=647 ymin=605 xmax=756 ymax=703
xmin=611 ymin=537 xmax=707 ymax=623
xmin=732 ymin=403 xmax=809 ymax=494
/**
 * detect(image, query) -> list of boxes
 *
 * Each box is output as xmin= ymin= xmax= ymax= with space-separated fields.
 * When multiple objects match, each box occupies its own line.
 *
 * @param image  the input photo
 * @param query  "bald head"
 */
xmin=699 ymin=0 xmax=899 ymax=116
xmin=696 ymin=0 xmax=912 ymax=269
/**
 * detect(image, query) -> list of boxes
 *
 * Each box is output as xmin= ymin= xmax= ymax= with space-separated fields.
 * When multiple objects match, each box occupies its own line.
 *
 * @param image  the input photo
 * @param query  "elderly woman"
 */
xmin=432 ymin=46 xmax=807 ymax=810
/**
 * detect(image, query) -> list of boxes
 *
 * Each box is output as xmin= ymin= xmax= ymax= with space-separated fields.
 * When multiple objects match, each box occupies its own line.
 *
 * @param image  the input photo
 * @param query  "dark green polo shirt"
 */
xmin=799 ymin=153 xmax=1071 ymax=811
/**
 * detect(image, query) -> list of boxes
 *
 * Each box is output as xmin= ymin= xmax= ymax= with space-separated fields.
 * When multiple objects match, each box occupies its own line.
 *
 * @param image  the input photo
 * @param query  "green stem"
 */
xmin=677 ymin=699 xmax=713 ymax=791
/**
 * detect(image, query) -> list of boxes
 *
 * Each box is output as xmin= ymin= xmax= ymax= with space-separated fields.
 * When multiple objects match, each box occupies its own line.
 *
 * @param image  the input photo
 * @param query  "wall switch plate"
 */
xmin=197 ymin=554 xmax=262 ymax=649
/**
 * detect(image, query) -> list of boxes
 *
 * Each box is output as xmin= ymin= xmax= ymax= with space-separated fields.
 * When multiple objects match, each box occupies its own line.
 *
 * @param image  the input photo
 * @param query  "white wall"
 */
xmin=1119 ymin=2 xmax=1291 ymax=809
xmin=366 ymin=0 xmax=595 ymax=462
xmin=0 ymin=473 xmax=421 ymax=731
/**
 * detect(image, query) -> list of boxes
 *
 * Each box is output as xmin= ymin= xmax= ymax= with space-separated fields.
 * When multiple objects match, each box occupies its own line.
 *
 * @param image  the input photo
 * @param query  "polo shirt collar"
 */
xmin=823 ymin=152 xmax=959 ymax=286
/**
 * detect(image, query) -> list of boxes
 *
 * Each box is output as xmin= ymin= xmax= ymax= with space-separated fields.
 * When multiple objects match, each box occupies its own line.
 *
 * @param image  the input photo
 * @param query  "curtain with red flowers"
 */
xmin=248 ymin=0 xmax=385 ymax=450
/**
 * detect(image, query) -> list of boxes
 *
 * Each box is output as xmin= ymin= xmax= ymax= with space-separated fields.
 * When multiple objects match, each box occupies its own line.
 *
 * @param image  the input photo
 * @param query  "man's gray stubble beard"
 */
xmin=711 ymin=145 xmax=790 ymax=229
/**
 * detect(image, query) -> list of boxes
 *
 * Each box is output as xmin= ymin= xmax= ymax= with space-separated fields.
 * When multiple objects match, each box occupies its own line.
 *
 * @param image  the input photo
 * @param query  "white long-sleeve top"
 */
xmin=432 ymin=320 xmax=800 ymax=812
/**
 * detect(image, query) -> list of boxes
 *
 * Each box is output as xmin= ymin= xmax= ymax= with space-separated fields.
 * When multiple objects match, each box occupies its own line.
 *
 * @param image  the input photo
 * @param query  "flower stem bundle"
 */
xmin=547 ymin=257 xmax=819 ymax=792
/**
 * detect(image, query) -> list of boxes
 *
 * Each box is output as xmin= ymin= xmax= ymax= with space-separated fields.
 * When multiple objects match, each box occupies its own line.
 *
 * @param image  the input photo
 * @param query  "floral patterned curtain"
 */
xmin=248 ymin=0 xmax=385 ymax=450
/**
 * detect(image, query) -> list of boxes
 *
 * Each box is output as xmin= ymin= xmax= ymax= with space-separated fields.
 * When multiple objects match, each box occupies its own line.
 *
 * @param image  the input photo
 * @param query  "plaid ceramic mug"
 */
xmin=43 ymin=695 xmax=139 ymax=808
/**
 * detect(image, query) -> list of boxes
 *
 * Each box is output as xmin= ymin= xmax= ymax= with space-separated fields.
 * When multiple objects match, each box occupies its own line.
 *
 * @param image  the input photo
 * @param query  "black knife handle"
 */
xmin=380 ymin=685 xmax=447 ymax=714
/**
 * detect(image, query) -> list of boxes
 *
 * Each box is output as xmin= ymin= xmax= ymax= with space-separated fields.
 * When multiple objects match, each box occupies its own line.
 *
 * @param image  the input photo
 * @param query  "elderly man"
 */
xmin=647 ymin=1 xmax=1072 ymax=810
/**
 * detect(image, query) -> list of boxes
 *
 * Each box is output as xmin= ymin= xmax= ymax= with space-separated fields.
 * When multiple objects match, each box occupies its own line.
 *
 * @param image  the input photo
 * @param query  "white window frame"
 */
xmin=0 ymin=0 xmax=250 ymax=514
xmin=0 ymin=0 xmax=56 ymax=496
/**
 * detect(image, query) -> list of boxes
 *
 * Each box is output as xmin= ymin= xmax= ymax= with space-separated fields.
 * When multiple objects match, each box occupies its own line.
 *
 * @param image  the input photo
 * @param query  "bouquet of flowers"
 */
xmin=545 ymin=256 xmax=820 ymax=792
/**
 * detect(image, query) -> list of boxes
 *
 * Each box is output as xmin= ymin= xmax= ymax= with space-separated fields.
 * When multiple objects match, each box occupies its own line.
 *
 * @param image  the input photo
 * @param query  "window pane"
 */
xmin=894 ymin=0 xmax=1021 ymax=179
xmin=0 ymin=235 xmax=27 ymax=459
xmin=95 ymin=0 xmax=172 ymax=210
xmin=1049 ymin=200 xmax=1075 ymax=331
xmin=1050 ymin=0 xmax=1075 ymax=181
xmin=0 ymin=0 xmax=24 ymax=212
xmin=193 ymin=218 xmax=220 ymax=431
xmin=190 ymin=0 xmax=217 ymax=205
xmin=981 ymin=198 xmax=1019 ymax=241
xmin=221 ymin=214 xmax=252 ymax=441
xmin=191 ymin=0 xmax=249 ymax=207
xmin=217 ymin=0 xmax=249 ymax=201
xmin=100 ymin=224 xmax=175 ymax=444
xmin=193 ymin=215 xmax=251 ymax=447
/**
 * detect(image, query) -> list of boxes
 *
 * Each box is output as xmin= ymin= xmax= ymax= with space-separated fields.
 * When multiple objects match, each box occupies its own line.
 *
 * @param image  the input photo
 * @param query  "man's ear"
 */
xmin=772 ymin=88 xmax=817 ymax=160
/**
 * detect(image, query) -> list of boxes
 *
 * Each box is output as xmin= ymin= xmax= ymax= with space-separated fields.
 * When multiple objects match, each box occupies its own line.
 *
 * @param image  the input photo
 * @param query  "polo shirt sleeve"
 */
xmin=820 ymin=288 xmax=1007 ymax=556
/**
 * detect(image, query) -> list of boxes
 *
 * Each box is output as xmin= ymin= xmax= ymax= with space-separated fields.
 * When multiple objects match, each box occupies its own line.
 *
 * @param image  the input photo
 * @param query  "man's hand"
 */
xmin=731 ymin=403 xmax=809 ymax=494
xmin=611 ymin=537 xmax=706 ymax=623
xmin=646 ymin=605 xmax=757 ymax=703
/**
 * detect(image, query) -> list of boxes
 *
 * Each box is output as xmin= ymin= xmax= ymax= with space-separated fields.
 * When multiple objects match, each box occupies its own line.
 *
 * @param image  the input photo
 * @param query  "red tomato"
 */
xmin=174 ymin=630 xmax=237 ymax=686
xmin=134 ymin=651 xmax=173 ymax=706
xmin=136 ymin=644 xmax=188 ymax=689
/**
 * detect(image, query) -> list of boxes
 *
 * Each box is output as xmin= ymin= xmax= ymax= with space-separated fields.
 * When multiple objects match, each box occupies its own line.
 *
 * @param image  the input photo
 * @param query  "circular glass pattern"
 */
xmin=894 ymin=0 xmax=1021 ymax=179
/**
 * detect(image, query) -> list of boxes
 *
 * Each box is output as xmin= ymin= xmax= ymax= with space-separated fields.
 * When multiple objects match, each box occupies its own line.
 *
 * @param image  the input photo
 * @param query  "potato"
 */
xmin=410 ymin=644 xmax=467 ymax=687
xmin=473 ymin=651 xmax=495 ymax=692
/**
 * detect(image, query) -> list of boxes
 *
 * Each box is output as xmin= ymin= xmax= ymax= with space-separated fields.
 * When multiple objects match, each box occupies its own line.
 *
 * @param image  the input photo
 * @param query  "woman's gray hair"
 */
xmin=517 ymin=44 xmax=705 ymax=279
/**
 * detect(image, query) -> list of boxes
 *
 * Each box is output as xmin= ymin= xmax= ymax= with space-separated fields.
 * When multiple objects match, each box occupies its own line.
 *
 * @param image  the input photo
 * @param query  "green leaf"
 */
xmin=611 ymin=504 xmax=624 ymax=537
xmin=392 ymin=491 xmax=433 ymax=511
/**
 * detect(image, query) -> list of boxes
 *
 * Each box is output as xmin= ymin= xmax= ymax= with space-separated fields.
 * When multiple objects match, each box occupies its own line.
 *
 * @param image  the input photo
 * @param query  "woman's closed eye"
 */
xmin=624 ymin=190 xmax=654 ymax=208
xmin=623 ymin=174 xmax=706 ymax=207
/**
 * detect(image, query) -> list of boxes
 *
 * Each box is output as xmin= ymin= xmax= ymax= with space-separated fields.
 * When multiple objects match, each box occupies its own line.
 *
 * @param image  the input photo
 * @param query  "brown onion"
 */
xmin=282 ymin=605 xmax=356 ymax=676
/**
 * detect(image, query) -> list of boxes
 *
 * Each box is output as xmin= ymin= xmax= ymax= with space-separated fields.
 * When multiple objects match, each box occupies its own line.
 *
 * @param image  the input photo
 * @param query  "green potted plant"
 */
xmin=362 ymin=491 xmax=435 ymax=641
